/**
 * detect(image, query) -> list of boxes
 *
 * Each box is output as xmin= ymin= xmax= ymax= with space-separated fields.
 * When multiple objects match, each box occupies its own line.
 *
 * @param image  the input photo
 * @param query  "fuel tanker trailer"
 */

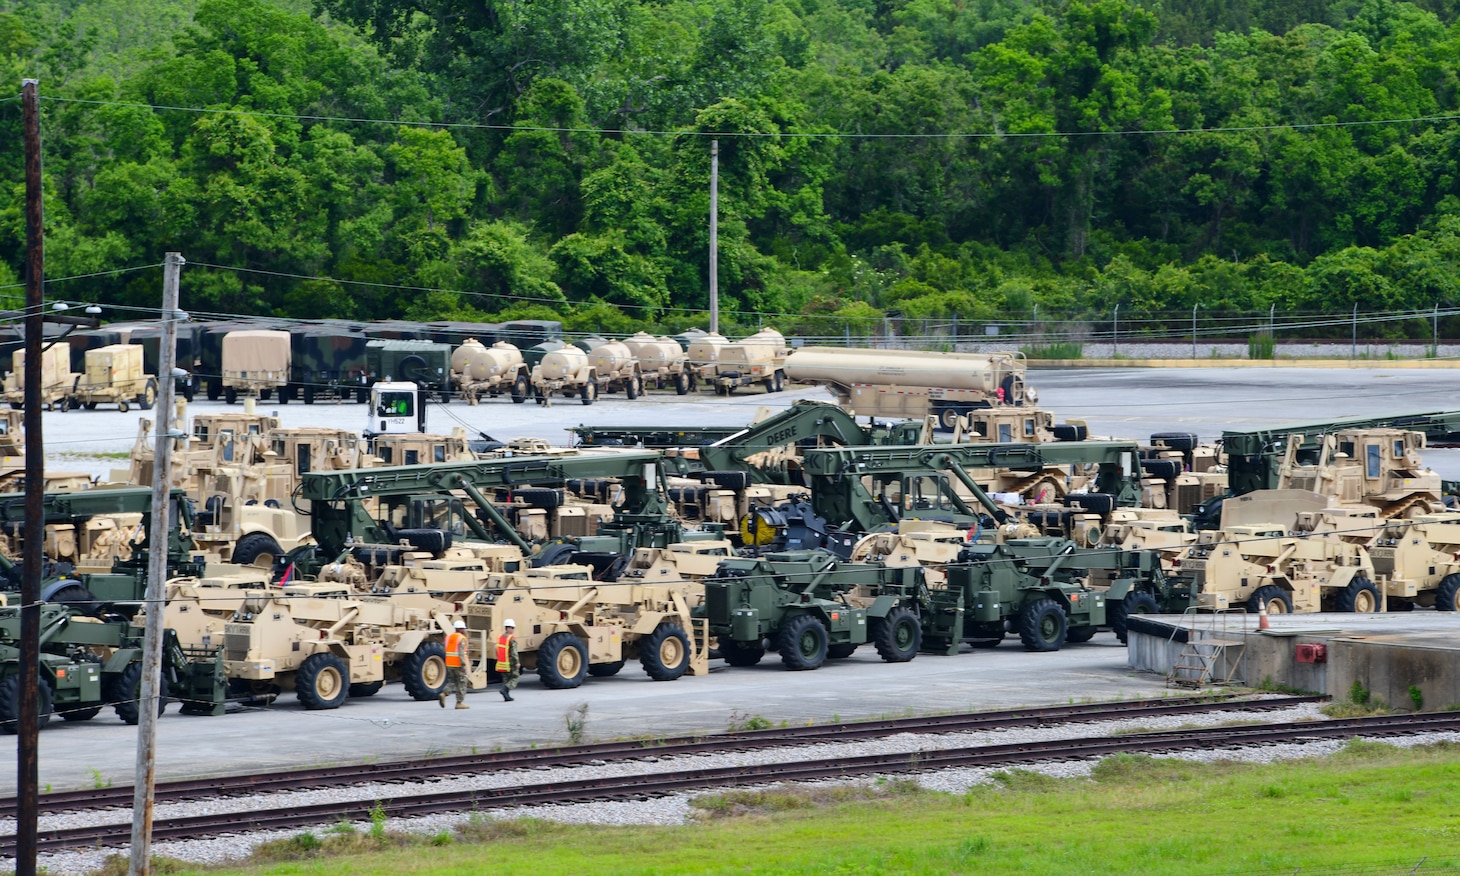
xmin=586 ymin=340 xmax=645 ymax=398
xmin=451 ymin=338 xmax=531 ymax=405
xmin=531 ymin=344 xmax=598 ymax=405
xmin=624 ymin=333 xmax=691 ymax=394
xmin=685 ymin=332 xmax=729 ymax=391
xmin=785 ymin=347 xmax=1033 ymax=428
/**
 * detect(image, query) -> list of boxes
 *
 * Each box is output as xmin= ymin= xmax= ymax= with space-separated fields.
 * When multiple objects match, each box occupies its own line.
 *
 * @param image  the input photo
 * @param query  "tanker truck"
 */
xmin=624 ymin=332 xmax=691 ymax=394
xmin=586 ymin=340 xmax=645 ymax=398
xmin=785 ymin=347 xmax=1032 ymax=428
xmin=709 ymin=329 xmax=790 ymax=395
xmin=530 ymin=345 xmax=598 ymax=405
xmin=451 ymin=338 xmax=531 ymax=405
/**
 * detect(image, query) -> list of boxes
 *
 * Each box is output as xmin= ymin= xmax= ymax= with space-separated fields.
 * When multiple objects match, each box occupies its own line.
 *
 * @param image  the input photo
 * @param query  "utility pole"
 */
xmin=130 ymin=253 xmax=183 ymax=876
xmin=17 ymin=77 xmax=43 ymax=876
xmin=1192 ymin=303 xmax=1199 ymax=359
xmin=708 ymin=139 xmax=719 ymax=335
xmin=1112 ymin=304 xmax=1119 ymax=356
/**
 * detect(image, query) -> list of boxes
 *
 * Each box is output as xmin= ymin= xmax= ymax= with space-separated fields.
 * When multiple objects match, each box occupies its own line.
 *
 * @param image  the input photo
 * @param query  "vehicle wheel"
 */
xmin=1151 ymin=431 xmax=1199 ymax=452
xmin=827 ymin=643 xmax=858 ymax=659
xmin=719 ymin=637 xmax=765 ymax=667
xmin=356 ymin=387 xmax=369 ymax=404
xmin=296 ymin=653 xmax=349 ymax=710
xmin=55 ymin=398 xmax=68 ymax=412
xmin=1065 ymin=625 xmax=1097 ymax=643
xmin=714 ymin=384 xmax=727 ymax=396
xmin=773 ymin=371 xmax=785 ymax=392
xmin=1018 ymin=597 xmax=1068 ymax=652
xmin=531 ymin=542 xmax=579 ymax=568
xmin=675 ymin=371 xmax=691 ymax=395
xmin=117 ymin=400 xmax=129 ymax=414
xmin=511 ymin=373 xmax=530 ymax=404
xmin=111 ymin=662 xmax=168 ymax=725
xmin=872 ymin=606 xmax=921 ymax=662
xmin=43 ymin=581 xmax=98 ymax=616
xmin=207 ymin=380 xmax=221 ymax=401
xmin=762 ymin=376 xmax=776 ymax=393
xmin=939 ymin=407 xmax=960 ymax=430
xmin=1435 ymin=574 xmax=1460 ymax=611
xmin=777 ymin=614 xmax=829 ymax=671
xmin=303 ymin=385 xmax=316 ymax=405
xmin=587 ymin=661 xmax=624 ymax=678
xmin=401 ymin=641 xmax=447 ymax=701
xmin=1110 ymin=590 xmax=1160 ymax=644
xmin=538 ymin=632 xmax=589 ymax=689
xmin=232 ymin=532 xmax=283 ymax=569
xmin=626 ymin=374 xmax=641 ymax=400
xmin=639 ymin=622 xmax=691 ymax=682
xmin=9 ymin=399 xmax=20 ymax=410
xmin=347 ymin=680 xmax=383 ymax=698
xmin=279 ymin=384 xmax=294 ymax=405
xmin=182 ymin=379 xmax=196 ymax=402
xmin=1247 ymin=585 xmax=1293 ymax=615
xmin=60 ymin=704 xmax=103 ymax=722
xmin=579 ymin=382 xmax=597 ymax=406
xmin=1336 ymin=576 xmax=1380 ymax=613
xmin=225 ymin=387 xmax=238 ymax=405
xmin=968 ymin=633 xmax=1005 ymax=649
xmin=84 ymin=401 xmax=98 ymax=410
xmin=0 ymin=673 xmax=52 ymax=734
xmin=260 ymin=388 xmax=273 ymax=401
xmin=139 ymin=378 xmax=158 ymax=411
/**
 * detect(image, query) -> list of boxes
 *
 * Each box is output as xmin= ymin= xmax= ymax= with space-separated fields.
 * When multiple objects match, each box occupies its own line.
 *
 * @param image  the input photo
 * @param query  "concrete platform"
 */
xmin=1127 ymin=612 xmax=1460 ymax=710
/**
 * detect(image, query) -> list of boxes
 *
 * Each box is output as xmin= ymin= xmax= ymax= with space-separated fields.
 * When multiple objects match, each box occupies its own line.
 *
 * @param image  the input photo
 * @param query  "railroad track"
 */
xmin=8 ymin=708 xmax=1459 ymax=856
xmin=0 ymin=693 xmax=1319 ymax=820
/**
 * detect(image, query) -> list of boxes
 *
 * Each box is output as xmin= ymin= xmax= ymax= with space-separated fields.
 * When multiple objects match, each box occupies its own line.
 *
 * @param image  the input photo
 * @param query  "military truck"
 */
xmin=708 ymin=329 xmax=789 ymax=395
xmin=623 ymin=333 xmax=690 ymax=393
xmin=785 ymin=346 xmax=1031 ymax=428
xmin=450 ymin=338 xmax=531 ymax=405
xmin=699 ymin=551 xmax=928 ymax=670
xmin=367 ymin=339 xmax=453 ymax=401
xmin=221 ymin=329 xmax=291 ymax=404
xmin=1365 ymin=513 xmax=1460 ymax=611
xmin=287 ymin=327 xmax=369 ymax=404
xmin=66 ymin=344 xmax=159 ymax=412
xmin=3 ymin=343 xmax=74 ymax=410
xmin=0 ymin=602 xmax=226 ymax=732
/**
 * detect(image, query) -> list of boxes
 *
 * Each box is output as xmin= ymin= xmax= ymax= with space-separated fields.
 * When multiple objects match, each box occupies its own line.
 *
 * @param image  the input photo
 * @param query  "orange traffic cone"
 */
xmin=1257 ymin=599 xmax=1271 ymax=631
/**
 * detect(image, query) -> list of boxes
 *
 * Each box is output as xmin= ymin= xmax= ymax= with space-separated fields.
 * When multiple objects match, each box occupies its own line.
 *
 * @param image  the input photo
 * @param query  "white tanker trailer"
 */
xmin=530 ymin=345 xmax=598 ymax=405
xmin=586 ymin=340 xmax=645 ymax=398
xmin=624 ymin=332 xmax=691 ymax=394
xmin=784 ymin=347 xmax=1033 ymax=428
xmin=709 ymin=329 xmax=790 ymax=394
xmin=450 ymin=338 xmax=532 ymax=405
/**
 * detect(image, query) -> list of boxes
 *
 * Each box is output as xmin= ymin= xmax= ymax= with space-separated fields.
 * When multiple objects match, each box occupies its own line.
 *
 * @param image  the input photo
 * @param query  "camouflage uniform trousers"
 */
xmin=500 ymin=668 xmax=521 ymax=692
xmin=447 ymin=666 xmax=469 ymax=704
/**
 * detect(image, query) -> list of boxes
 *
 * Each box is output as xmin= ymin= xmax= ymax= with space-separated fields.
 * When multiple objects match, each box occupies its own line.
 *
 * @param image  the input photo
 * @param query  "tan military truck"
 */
xmin=586 ymin=340 xmax=645 ymax=399
xmin=221 ymin=330 xmax=291 ymax=404
xmin=623 ymin=333 xmax=690 ymax=394
xmin=710 ymin=329 xmax=790 ymax=395
xmin=3 ymin=344 xmax=75 ymax=410
xmin=1331 ymin=512 xmax=1460 ymax=611
xmin=66 ymin=344 xmax=158 ymax=412
xmin=530 ymin=345 xmax=598 ymax=405
xmin=450 ymin=338 xmax=531 ymax=405
xmin=1277 ymin=428 xmax=1442 ymax=518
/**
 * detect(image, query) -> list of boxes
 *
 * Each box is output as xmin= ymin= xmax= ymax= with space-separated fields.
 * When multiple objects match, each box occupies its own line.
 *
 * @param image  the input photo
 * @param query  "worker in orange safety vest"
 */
xmin=439 ymin=619 xmax=470 ymax=710
xmin=496 ymin=619 xmax=521 ymax=701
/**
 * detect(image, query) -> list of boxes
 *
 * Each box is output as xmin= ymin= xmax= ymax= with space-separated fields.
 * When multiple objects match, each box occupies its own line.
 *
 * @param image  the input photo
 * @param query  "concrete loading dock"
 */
xmin=1127 ymin=612 xmax=1460 ymax=710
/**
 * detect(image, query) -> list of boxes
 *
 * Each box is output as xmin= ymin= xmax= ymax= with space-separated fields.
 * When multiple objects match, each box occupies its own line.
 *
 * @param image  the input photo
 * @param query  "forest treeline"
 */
xmin=4 ymin=0 xmax=1460 ymax=340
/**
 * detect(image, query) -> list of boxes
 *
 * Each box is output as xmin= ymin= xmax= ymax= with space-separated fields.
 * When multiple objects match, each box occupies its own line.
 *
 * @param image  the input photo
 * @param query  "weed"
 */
xmin=1322 ymin=700 xmax=1390 ymax=719
xmin=455 ymin=815 xmax=557 ymax=844
xmin=429 ymin=829 xmax=453 ymax=846
xmin=1260 ymin=784 xmax=1285 ymax=798
xmin=957 ymin=836 xmax=992 ymax=856
xmin=369 ymin=800 xmax=387 ymax=840
xmin=1349 ymin=680 xmax=1371 ymax=705
xmin=1256 ymin=676 xmax=1318 ymax=696
xmin=327 ymin=821 xmax=357 ymax=836
xmin=88 ymin=767 xmax=110 ymax=790
xmin=1410 ymin=685 xmax=1424 ymax=711
xmin=91 ymin=854 xmax=194 ymax=875
xmin=989 ymin=769 xmax=1062 ymax=793
xmin=1248 ymin=332 xmax=1275 ymax=360
xmin=1020 ymin=341 xmax=1083 ymax=360
xmin=564 ymin=702 xmax=590 ymax=745
xmin=691 ymin=781 xmax=923 ymax=819
xmin=727 ymin=710 xmax=772 ymax=732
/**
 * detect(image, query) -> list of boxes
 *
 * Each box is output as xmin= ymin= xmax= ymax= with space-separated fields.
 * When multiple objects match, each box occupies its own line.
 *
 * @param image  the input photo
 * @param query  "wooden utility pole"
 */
xmin=17 ymin=77 xmax=44 ymax=876
xmin=129 ymin=252 xmax=183 ymax=876
xmin=709 ymin=139 xmax=719 ymax=335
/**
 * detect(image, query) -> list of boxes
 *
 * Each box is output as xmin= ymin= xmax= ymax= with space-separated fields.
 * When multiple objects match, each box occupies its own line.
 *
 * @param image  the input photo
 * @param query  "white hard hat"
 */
xmin=453 ymin=620 xmax=466 ymax=629
xmin=503 ymin=618 xmax=516 ymax=628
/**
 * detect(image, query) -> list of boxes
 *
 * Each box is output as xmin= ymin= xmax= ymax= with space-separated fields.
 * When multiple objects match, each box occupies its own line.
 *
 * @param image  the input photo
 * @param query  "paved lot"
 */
xmin=11 ymin=364 xmax=1460 ymax=792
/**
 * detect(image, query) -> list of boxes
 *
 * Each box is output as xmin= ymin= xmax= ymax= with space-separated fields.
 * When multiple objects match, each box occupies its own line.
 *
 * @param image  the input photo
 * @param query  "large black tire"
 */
xmin=356 ymin=387 xmax=370 ymax=404
xmin=0 ymin=673 xmax=52 ymax=734
xmin=777 ymin=614 xmax=829 ymax=671
xmin=773 ymin=371 xmax=785 ymax=392
xmin=675 ymin=371 xmax=691 ymax=395
xmin=1052 ymin=423 xmax=1088 ymax=441
xmin=1111 ymin=590 xmax=1160 ymax=645
xmin=138 ymin=378 xmax=158 ymax=411
xmin=111 ymin=662 xmax=167 ymax=725
xmin=1336 ymin=576 xmax=1381 ymax=613
xmin=1435 ymin=574 xmax=1460 ymax=611
xmin=207 ymin=379 xmax=221 ymax=401
xmin=538 ymin=632 xmax=589 ymax=689
xmin=60 ymin=703 xmax=103 ymax=722
xmin=277 ymin=384 xmax=292 ymax=405
xmin=511 ymin=373 xmax=530 ymax=404
xmin=1065 ymin=626 xmax=1097 ymax=643
xmin=531 ymin=542 xmax=579 ymax=568
xmin=224 ymin=386 xmax=238 ymax=405
xmin=639 ymin=622 xmax=691 ymax=682
xmin=968 ymin=632 xmax=1005 ymax=649
xmin=588 ymin=661 xmax=624 ymax=677
xmin=401 ymin=641 xmax=448 ymax=701
xmin=1018 ymin=598 xmax=1068 ymax=652
xmin=1151 ymin=431 xmax=1199 ymax=452
xmin=626 ymin=373 xmax=641 ymax=400
xmin=296 ymin=653 xmax=350 ymax=710
xmin=232 ymin=532 xmax=283 ymax=568
xmin=303 ymin=384 xmax=316 ymax=405
xmin=1247 ymin=584 xmax=1293 ymax=615
xmin=348 ymin=680 xmax=384 ymax=698
xmin=580 ymin=382 xmax=597 ymax=405
xmin=872 ymin=606 xmax=921 ymax=663
xmin=42 ymin=581 xmax=98 ymax=617
xmin=827 ymin=643 xmax=858 ymax=659
xmin=719 ymin=638 xmax=765 ymax=667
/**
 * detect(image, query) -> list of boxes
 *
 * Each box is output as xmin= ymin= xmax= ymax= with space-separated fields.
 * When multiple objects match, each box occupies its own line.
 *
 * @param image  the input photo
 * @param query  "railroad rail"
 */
xmin=0 ymin=693 xmax=1319 ymax=820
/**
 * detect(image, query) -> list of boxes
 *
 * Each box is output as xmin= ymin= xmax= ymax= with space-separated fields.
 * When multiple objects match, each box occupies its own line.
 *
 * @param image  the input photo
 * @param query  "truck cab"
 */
xmin=367 ymin=381 xmax=425 ymax=435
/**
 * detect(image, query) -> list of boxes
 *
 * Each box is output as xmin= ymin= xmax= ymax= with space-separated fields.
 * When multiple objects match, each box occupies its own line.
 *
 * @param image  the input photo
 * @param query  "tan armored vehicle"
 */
xmin=1365 ymin=513 xmax=1460 ymax=610
xmin=684 ymin=332 xmax=729 ymax=390
xmin=586 ymin=340 xmax=645 ymax=398
xmin=67 ymin=344 xmax=158 ymax=412
xmin=221 ymin=330 xmax=291 ymax=404
xmin=222 ymin=582 xmax=454 ymax=708
xmin=3 ymin=344 xmax=74 ymax=410
xmin=368 ymin=430 xmax=474 ymax=466
xmin=623 ymin=333 xmax=690 ymax=394
xmin=450 ymin=338 xmax=531 ymax=405
xmin=1277 ymin=428 xmax=1441 ymax=518
xmin=530 ymin=345 xmax=598 ymax=405
xmin=1179 ymin=490 xmax=1379 ymax=614
xmin=710 ymin=329 xmax=789 ymax=394
xmin=461 ymin=564 xmax=708 ymax=688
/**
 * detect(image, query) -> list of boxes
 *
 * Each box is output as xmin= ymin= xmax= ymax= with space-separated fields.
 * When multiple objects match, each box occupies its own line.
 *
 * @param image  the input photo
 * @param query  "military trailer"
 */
xmin=709 ymin=329 xmax=789 ymax=395
xmin=684 ymin=332 xmax=729 ymax=391
xmin=366 ymin=339 xmax=453 ymax=400
xmin=531 ymin=345 xmax=598 ymax=405
xmin=66 ymin=344 xmax=158 ymax=412
xmin=288 ymin=327 xmax=369 ymax=404
xmin=623 ymin=332 xmax=690 ymax=393
xmin=450 ymin=338 xmax=531 ymax=405
xmin=586 ymin=340 xmax=645 ymax=398
xmin=222 ymin=329 xmax=291 ymax=404
xmin=3 ymin=343 xmax=75 ymax=410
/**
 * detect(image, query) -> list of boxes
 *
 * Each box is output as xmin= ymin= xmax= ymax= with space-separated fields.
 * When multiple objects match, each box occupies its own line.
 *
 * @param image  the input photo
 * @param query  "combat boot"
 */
xmin=455 ymin=702 xmax=470 ymax=710
xmin=501 ymin=688 xmax=513 ymax=702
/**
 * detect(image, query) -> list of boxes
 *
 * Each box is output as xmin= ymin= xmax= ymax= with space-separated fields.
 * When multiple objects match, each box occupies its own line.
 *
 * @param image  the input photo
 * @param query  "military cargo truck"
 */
xmin=367 ymin=339 xmax=453 ymax=401
xmin=288 ymin=328 xmax=369 ymax=404
xmin=222 ymin=329 xmax=291 ymax=404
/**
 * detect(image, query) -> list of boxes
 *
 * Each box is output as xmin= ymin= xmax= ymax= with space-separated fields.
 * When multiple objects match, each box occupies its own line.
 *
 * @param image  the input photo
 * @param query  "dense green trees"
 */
xmin=4 ymin=0 xmax=1460 ymax=339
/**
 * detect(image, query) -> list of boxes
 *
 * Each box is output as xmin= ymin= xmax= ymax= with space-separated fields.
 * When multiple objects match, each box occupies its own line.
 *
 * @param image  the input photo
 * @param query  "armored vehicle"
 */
xmin=700 ymin=551 xmax=928 ymax=671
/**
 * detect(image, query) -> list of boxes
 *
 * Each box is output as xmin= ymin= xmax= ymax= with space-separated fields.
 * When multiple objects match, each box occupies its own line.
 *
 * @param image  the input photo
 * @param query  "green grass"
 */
xmin=104 ymin=740 xmax=1460 ymax=876
xmin=1019 ymin=341 xmax=1083 ymax=360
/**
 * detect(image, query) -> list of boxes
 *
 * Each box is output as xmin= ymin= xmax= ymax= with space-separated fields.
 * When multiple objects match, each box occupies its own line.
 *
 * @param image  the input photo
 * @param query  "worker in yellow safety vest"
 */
xmin=439 ymin=619 xmax=470 ymax=710
xmin=496 ymin=619 xmax=521 ymax=702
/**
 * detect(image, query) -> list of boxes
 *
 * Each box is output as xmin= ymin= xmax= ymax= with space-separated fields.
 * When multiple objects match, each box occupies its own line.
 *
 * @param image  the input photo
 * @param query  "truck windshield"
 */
xmin=377 ymin=392 xmax=414 ymax=417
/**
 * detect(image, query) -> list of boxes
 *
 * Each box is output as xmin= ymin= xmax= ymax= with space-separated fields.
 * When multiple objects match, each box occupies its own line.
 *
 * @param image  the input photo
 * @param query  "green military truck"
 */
xmin=699 ymin=550 xmax=928 ymax=671
xmin=366 ymin=340 xmax=453 ymax=401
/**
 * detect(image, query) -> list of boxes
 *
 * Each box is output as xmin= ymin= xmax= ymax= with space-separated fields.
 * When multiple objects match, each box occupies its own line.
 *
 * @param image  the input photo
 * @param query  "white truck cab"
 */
xmin=367 ymin=381 xmax=426 ymax=435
